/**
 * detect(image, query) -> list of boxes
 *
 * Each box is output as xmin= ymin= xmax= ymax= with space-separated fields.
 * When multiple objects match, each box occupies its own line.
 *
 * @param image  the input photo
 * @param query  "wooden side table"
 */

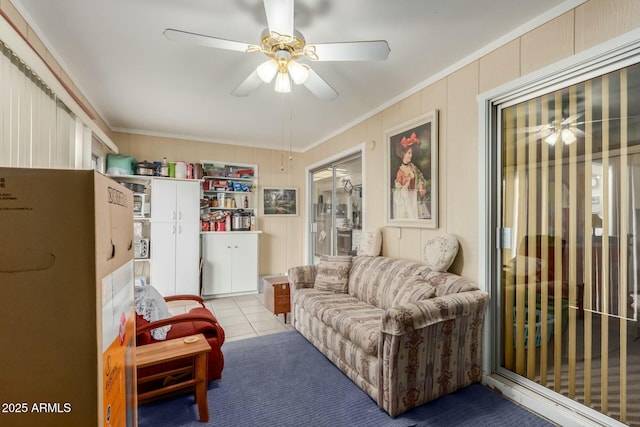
xmin=136 ymin=333 xmax=211 ymax=422
xmin=263 ymin=275 xmax=291 ymax=322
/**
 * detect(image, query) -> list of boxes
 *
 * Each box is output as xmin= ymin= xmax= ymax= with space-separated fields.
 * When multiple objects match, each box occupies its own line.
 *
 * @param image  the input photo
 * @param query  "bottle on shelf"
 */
xmin=244 ymin=195 xmax=248 ymax=208
xmin=161 ymin=157 xmax=168 ymax=177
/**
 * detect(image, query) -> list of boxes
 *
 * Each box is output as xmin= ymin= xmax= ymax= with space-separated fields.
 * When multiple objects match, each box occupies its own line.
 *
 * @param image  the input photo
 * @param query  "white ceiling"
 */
xmin=13 ymin=0 xmax=578 ymax=152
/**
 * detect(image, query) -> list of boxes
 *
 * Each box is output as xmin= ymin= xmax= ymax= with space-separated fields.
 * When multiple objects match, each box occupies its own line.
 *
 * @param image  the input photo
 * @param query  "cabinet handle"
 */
xmin=227 ymin=246 xmax=231 ymax=249
xmin=178 ymin=211 xmax=182 ymax=221
xmin=172 ymin=211 xmax=177 ymax=221
xmin=172 ymin=225 xmax=176 ymax=234
xmin=178 ymin=225 xmax=182 ymax=234
xmin=234 ymin=245 xmax=239 ymax=249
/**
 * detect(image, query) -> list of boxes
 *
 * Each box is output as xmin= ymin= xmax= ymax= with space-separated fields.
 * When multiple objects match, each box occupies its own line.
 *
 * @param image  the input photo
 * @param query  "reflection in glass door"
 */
xmin=498 ymin=62 xmax=640 ymax=425
xmin=309 ymin=154 xmax=362 ymax=264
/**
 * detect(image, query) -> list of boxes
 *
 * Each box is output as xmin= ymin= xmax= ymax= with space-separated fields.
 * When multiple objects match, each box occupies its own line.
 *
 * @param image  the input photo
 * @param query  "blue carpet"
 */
xmin=138 ymin=331 xmax=553 ymax=426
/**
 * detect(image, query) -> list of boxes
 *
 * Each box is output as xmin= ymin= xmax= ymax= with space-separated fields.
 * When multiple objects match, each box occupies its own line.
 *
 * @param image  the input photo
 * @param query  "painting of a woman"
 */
xmin=393 ymin=132 xmax=430 ymax=219
xmin=385 ymin=111 xmax=438 ymax=228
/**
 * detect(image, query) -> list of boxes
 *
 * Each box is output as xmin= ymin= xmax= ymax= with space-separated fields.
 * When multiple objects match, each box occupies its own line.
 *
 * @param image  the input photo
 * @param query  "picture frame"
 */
xmin=384 ymin=110 xmax=438 ymax=228
xmin=262 ymin=187 xmax=298 ymax=216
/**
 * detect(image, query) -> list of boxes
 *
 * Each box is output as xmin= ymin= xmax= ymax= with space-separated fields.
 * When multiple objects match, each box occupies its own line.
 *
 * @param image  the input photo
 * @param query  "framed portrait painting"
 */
xmin=262 ymin=187 xmax=298 ymax=216
xmin=384 ymin=110 xmax=438 ymax=228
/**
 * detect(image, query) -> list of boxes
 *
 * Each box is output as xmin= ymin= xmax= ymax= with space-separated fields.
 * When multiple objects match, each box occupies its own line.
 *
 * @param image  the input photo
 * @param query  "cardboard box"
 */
xmin=0 ymin=168 xmax=136 ymax=427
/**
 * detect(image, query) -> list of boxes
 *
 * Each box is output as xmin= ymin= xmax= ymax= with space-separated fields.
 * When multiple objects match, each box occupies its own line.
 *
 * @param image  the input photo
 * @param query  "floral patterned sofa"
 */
xmin=288 ymin=255 xmax=489 ymax=417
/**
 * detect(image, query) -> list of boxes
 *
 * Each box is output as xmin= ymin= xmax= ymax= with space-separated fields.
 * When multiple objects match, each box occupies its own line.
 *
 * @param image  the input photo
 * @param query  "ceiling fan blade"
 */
xmin=305 ymin=41 xmax=390 ymax=61
xmin=263 ymin=0 xmax=294 ymax=37
xmin=561 ymin=113 xmax=584 ymax=125
xmin=303 ymin=68 xmax=338 ymax=101
xmin=164 ymin=28 xmax=256 ymax=53
xmin=231 ymin=70 xmax=263 ymax=97
xmin=517 ymin=124 xmax=548 ymax=134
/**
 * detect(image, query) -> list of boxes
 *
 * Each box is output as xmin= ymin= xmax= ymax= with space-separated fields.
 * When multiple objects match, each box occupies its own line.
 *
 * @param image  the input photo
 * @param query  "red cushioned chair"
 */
xmin=136 ymin=294 xmax=225 ymax=391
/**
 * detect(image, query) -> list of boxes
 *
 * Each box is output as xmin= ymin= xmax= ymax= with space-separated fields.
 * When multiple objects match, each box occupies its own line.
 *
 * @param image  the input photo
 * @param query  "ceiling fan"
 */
xmin=520 ymin=114 xmax=586 ymax=146
xmin=163 ymin=0 xmax=390 ymax=101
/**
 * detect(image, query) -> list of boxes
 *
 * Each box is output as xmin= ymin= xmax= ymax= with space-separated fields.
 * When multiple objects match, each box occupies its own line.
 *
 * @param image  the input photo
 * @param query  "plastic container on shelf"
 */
xmin=175 ymin=161 xmax=187 ymax=179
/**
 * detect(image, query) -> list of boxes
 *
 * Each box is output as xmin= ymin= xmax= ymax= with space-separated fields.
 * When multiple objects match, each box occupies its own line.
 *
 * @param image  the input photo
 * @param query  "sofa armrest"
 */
xmin=382 ymin=290 xmax=489 ymax=335
xmin=136 ymin=312 xmax=219 ymax=334
xmin=164 ymin=294 xmax=206 ymax=307
xmin=379 ymin=290 xmax=489 ymax=417
xmin=287 ymin=265 xmax=318 ymax=290
xmin=136 ymin=309 xmax=225 ymax=348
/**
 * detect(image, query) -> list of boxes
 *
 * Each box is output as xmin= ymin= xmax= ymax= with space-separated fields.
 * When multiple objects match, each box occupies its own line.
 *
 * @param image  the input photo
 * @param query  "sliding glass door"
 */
xmin=309 ymin=153 xmax=363 ymax=263
xmin=497 ymin=62 xmax=640 ymax=425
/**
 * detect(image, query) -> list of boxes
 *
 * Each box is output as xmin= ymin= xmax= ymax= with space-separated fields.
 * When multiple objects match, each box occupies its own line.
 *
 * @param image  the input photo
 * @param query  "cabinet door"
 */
xmin=151 ymin=179 xmax=177 ymax=223
xmin=150 ymin=221 xmax=177 ymax=296
xmin=175 ymin=181 xmax=201 ymax=295
xmin=202 ymin=234 xmax=232 ymax=296
xmin=231 ymin=233 xmax=258 ymax=293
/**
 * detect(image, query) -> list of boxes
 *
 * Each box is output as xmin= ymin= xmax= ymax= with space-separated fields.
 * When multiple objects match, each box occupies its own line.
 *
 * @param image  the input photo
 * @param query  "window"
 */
xmin=0 ymin=39 xmax=91 ymax=169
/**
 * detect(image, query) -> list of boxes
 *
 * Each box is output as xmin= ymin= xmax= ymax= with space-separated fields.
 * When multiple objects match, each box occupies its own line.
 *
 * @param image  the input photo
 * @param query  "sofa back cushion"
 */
xmin=315 ymin=255 xmax=353 ymax=293
xmin=392 ymin=276 xmax=436 ymax=306
xmin=348 ymin=256 xmax=431 ymax=309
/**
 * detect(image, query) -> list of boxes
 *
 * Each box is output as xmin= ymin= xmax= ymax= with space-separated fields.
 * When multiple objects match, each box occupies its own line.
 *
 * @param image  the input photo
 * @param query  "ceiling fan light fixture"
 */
xmin=274 ymin=71 xmax=291 ymax=93
xmin=562 ymin=128 xmax=577 ymax=145
xmin=545 ymin=132 xmax=559 ymax=146
xmin=257 ymin=59 xmax=278 ymax=83
xmin=287 ymin=60 xmax=309 ymax=84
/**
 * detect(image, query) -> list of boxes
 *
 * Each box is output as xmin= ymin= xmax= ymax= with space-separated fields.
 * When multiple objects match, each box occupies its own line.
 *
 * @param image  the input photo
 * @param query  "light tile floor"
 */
xmin=167 ymin=293 xmax=294 ymax=342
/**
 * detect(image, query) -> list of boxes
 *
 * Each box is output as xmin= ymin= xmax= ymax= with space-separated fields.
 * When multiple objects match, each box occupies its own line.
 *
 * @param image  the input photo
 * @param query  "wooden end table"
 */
xmin=136 ymin=333 xmax=211 ymax=422
xmin=263 ymin=275 xmax=291 ymax=322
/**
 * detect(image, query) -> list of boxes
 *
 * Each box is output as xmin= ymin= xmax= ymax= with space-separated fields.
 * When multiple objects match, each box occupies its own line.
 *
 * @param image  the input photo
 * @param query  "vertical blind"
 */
xmin=0 ymin=40 xmax=88 ymax=169
xmin=500 ymin=62 xmax=640 ymax=426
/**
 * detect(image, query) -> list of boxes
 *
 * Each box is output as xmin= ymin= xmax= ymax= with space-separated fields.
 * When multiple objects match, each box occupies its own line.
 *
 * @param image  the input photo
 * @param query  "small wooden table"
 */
xmin=263 ymin=275 xmax=291 ymax=323
xmin=136 ymin=333 xmax=211 ymax=422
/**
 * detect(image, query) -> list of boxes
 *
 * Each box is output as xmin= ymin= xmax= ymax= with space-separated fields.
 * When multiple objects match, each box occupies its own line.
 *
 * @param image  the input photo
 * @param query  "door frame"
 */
xmin=305 ymin=143 xmax=365 ymax=264
xmin=477 ymin=28 xmax=640 ymax=427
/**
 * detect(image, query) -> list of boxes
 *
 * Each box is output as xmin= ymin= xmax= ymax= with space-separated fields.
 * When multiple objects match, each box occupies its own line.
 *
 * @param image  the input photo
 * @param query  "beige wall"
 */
xmin=302 ymin=0 xmax=640 ymax=281
xmin=4 ymin=0 xmax=640 ymax=281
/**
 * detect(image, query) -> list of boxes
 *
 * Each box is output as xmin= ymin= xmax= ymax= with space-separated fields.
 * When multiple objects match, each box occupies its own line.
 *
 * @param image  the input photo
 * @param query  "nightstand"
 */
xmin=263 ymin=275 xmax=291 ymax=323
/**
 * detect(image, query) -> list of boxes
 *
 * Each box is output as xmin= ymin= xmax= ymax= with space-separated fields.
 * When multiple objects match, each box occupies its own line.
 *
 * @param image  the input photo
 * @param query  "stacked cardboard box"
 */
xmin=0 ymin=168 xmax=136 ymax=427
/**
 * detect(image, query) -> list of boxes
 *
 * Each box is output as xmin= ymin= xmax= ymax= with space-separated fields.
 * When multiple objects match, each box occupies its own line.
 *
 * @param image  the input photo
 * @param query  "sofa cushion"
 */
xmin=392 ymin=276 xmax=436 ymax=306
xmin=321 ymin=304 xmax=383 ymax=356
xmin=294 ymin=288 xmax=382 ymax=355
xmin=423 ymin=234 xmax=459 ymax=272
xmin=315 ymin=255 xmax=352 ymax=293
xmin=294 ymin=288 xmax=363 ymax=321
xmin=348 ymin=256 xmax=432 ymax=309
xmin=358 ymin=228 xmax=382 ymax=256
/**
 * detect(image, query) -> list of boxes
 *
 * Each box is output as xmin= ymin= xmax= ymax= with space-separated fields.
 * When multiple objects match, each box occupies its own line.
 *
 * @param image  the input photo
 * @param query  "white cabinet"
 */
xmin=202 ymin=232 xmax=259 ymax=297
xmin=151 ymin=179 xmax=200 ymax=296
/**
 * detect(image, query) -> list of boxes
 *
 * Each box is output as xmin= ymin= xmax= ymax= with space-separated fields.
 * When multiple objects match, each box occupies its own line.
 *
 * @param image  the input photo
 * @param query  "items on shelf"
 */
xmin=107 ymin=152 xmax=208 ymax=180
xmin=203 ymin=164 xmax=254 ymax=178
xmin=106 ymin=153 xmax=136 ymax=176
xmin=202 ymin=179 xmax=254 ymax=192
xmin=200 ymin=209 xmax=253 ymax=232
xmin=199 ymin=161 xmax=258 ymax=233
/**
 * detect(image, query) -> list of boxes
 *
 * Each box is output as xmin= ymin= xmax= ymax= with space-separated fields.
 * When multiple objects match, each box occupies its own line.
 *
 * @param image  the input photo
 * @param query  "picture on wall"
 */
xmin=385 ymin=110 xmax=438 ymax=228
xmin=262 ymin=187 xmax=298 ymax=216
